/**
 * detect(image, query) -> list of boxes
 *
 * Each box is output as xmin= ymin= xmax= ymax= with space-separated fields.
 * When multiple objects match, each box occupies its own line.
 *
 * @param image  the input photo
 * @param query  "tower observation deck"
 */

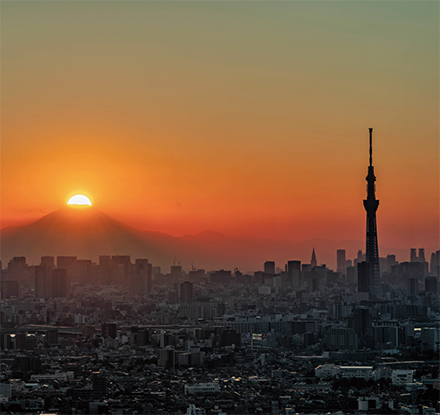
xmin=363 ymin=128 xmax=381 ymax=298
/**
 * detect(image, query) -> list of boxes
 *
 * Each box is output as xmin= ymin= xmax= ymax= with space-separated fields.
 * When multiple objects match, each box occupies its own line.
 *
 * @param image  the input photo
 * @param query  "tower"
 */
xmin=311 ymin=247 xmax=317 ymax=268
xmin=363 ymin=128 xmax=381 ymax=298
xmin=336 ymin=249 xmax=347 ymax=274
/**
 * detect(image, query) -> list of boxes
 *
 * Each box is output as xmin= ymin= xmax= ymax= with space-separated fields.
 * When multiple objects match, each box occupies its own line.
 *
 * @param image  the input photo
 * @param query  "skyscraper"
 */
xmin=336 ymin=249 xmax=347 ymax=274
xmin=363 ymin=128 xmax=381 ymax=298
xmin=311 ymin=247 xmax=317 ymax=268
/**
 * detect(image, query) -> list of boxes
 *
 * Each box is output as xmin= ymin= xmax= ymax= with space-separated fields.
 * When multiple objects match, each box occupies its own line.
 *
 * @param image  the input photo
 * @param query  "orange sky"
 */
xmin=1 ymin=1 xmax=438 ymax=250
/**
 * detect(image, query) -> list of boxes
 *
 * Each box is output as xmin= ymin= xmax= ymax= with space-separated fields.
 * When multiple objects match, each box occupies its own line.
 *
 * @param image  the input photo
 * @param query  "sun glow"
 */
xmin=67 ymin=194 xmax=92 ymax=206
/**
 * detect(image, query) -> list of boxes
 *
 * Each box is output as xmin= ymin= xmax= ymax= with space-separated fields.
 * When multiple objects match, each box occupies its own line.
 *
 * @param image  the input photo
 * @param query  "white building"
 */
xmin=186 ymin=404 xmax=206 ymax=415
xmin=184 ymin=382 xmax=220 ymax=395
xmin=315 ymin=364 xmax=339 ymax=379
xmin=339 ymin=366 xmax=373 ymax=380
xmin=391 ymin=369 xmax=414 ymax=386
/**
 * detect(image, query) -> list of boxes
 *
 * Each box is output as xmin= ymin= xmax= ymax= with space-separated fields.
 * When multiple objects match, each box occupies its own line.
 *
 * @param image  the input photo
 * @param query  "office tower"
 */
xmin=40 ymin=256 xmax=55 ymax=268
xmin=133 ymin=259 xmax=152 ymax=295
xmin=287 ymin=260 xmax=301 ymax=288
xmin=357 ymin=261 xmax=370 ymax=293
xmin=430 ymin=250 xmax=440 ymax=277
xmin=111 ymin=255 xmax=132 ymax=284
xmin=350 ymin=307 xmax=373 ymax=349
xmin=210 ymin=269 xmax=231 ymax=285
xmin=77 ymin=259 xmax=92 ymax=285
xmin=171 ymin=265 xmax=183 ymax=279
xmin=336 ymin=249 xmax=346 ymax=274
xmin=311 ymin=247 xmax=317 ymax=268
xmin=264 ymin=261 xmax=275 ymax=275
xmin=418 ymin=248 xmax=425 ymax=262
xmin=410 ymin=249 xmax=417 ymax=263
xmin=7 ymin=257 xmax=27 ymax=280
xmin=386 ymin=254 xmax=397 ymax=273
xmin=51 ymin=269 xmax=68 ymax=298
xmin=1 ymin=280 xmax=19 ymax=299
xmin=101 ymin=323 xmax=117 ymax=339
xmin=99 ymin=255 xmax=112 ymax=284
xmin=92 ymin=371 xmax=109 ymax=400
xmin=363 ymin=128 xmax=381 ymax=298
xmin=346 ymin=265 xmax=356 ymax=285
xmin=408 ymin=278 xmax=418 ymax=296
xmin=188 ymin=269 xmax=205 ymax=282
xmin=180 ymin=281 xmax=194 ymax=303
xmin=425 ymin=276 xmax=437 ymax=294
xmin=34 ymin=265 xmax=48 ymax=299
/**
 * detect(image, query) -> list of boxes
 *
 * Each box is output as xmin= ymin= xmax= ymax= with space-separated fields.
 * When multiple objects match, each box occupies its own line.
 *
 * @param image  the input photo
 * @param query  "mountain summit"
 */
xmin=1 ymin=206 xmax=176 ymax=266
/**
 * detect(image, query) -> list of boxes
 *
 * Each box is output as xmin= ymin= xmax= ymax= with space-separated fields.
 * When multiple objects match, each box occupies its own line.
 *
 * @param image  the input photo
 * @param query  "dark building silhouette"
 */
xmin=425 ymin=276 xmax=438 ymax=294
xmin=99 ymin=255 xmax=112 ymax=284
xmin=357 ymin=261 xmax=370 ymax=293
xmin=264 ymin=261 xmax=275 ymax=275
xmin=7 ymin=256 xmax=27 ymax=281
xmin=40 ymin=256 xmax=55 ymax=268
xmin=45 ymin=329 xmax=59 ymax=345
xmin=430 ymin=250 xmax=440 ymax=277
xmin=363 ymin=128 xmax=381 ymax=298
xmin=1 ymin=280 xmax=19 ymax=299
xmin=336 ymin=249 xmax=346 ymax=274
xmin=287 ymin=260 xmax=301 ymax=288
xmin=210 ymin=269 xmax=231 ymax=285
xmin=171 ymin=265 xmax=183 ymax=279
xmin=310 ymin=247 xmax=317 ymax=268
xmin=101 ymin=323 xmax=117 ymax=339
xmin=34 ymin=265 xmax=47 ymax=299
xmin=180 ymin=281 xmax=194 ymax=303
xmin=408 ymin=278 xmax=418 ymax=297
xmin=132 ymin=258 xmax=152 ymax=295
xmin=51 ymin=269 xmax=68 ymax=298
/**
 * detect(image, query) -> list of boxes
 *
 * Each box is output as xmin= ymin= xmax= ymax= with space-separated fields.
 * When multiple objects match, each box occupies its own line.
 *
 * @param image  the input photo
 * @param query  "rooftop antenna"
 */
xmin=369 ymin=128 xmax=373 ymax=167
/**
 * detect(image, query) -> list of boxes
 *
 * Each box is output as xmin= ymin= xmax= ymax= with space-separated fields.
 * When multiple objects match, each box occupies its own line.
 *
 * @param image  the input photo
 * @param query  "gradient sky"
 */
xmin=1 ymin=1 xmax=438 ymax=250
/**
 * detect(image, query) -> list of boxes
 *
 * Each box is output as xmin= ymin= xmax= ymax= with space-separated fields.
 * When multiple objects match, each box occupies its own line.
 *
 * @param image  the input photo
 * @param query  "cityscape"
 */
xmin=1 ymin=1 xmax=438 ymax=415
xmin=1 ymin=130 xmax=439 ymax=414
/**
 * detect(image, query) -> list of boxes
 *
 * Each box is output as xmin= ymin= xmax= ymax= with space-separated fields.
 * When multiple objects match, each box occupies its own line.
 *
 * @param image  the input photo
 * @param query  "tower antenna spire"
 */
xmin=369 ymin=128 xmax=373 ymax=166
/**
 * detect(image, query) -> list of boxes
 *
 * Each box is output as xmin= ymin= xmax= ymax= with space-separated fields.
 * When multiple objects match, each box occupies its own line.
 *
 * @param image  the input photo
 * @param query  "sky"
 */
xmin=1 ymin=1 xmax=439 ymax=251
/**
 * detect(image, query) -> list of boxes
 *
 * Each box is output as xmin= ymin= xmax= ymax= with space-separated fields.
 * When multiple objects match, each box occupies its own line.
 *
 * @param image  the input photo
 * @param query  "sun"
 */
xmin=67 ymin=194 xmax=92 ymax=206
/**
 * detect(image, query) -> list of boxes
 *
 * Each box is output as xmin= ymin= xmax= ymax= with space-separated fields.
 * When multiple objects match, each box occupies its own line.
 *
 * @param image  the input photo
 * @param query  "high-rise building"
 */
xmin=180 ymin=281 xmax=194 ymax=303
xmin=430 ymin=250 xmax=440 ymax=277
xmin=410 ymin=249 xmax=417 ymax=263
xmin=425 ymin=276 xmax=438 ymax=294
xmin=264 ymin=261 xmax=275 ymax=275
xmin=311 ymin=247 xmax=317 ymax=268
xmin=7 ymin=257 xmax=27 ymax=281
xmin=99 ymin=255 xmax=112 ymax=284
xmin=51 ymin=269 xmax=68 ymax=298
xmin=34 ymin=265 xmax=48 ymax=299
xmin=287 ymin=260 xmax=301 ymax=288
xmin=363 ymin=128 xmax=381 ymax=298
xmin=337 ymin=249 xmax=346 ymax=274
xmin=132 ymin=259 xmax=152 ymax=295
xmin=57 ymin=256 xmax=78 ymax=282
xmin=357 ymin=261 xmax=370 ymax=293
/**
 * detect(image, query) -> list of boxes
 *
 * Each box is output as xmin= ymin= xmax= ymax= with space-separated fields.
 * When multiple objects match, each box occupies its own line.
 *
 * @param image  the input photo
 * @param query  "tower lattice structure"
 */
xmin=363 ymin=128 xmax=381 ymax=298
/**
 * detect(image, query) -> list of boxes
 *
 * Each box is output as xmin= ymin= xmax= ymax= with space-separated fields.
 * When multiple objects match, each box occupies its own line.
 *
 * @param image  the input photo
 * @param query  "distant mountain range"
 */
xmin=0 ymin=206 xmax=417 ymax=272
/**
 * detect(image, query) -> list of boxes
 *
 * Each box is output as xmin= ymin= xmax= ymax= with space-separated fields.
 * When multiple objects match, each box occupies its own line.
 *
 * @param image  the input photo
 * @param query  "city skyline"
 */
xmin=1 ymin=1 xmax=438 ymax=251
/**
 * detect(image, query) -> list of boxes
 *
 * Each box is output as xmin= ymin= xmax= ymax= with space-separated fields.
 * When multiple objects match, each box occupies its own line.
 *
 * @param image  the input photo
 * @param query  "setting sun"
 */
xmin=67 ymin=195 xmax=92 ymax=206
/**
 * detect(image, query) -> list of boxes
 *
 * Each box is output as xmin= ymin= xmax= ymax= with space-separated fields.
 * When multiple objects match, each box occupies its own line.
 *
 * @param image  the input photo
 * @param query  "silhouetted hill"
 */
xmin=1 ymin=207 xmax=421 ymax=270
xmin=0 ymin=206 xmax=177 ymax=267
